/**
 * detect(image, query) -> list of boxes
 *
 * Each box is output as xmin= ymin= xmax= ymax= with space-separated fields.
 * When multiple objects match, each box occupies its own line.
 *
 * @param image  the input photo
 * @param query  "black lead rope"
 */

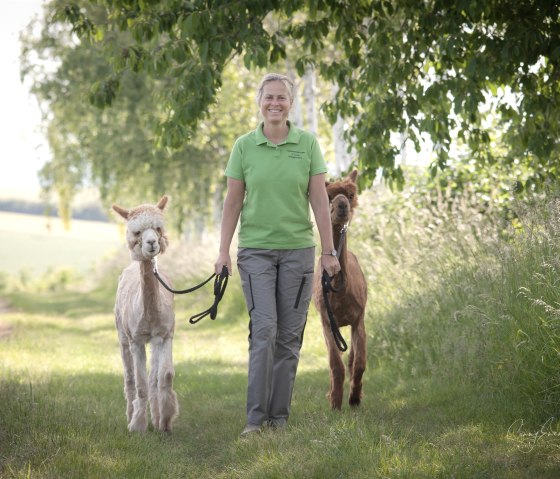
xmin=153 ymin=265 xmax=216 ymax=295
xmin=189 ymin=268 xmax=228 ymax=324
xmin=321 ymin=270 xmax=348 ymax=352
xmin=152 ymin=258 xmax=228 ymax=324
xmin=321 ymin=224 xmax=349 ymax=352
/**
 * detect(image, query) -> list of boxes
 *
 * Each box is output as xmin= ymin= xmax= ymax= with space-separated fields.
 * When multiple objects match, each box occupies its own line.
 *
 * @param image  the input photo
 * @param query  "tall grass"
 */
xmin=354 ymin=187 xmax=560 ymax=426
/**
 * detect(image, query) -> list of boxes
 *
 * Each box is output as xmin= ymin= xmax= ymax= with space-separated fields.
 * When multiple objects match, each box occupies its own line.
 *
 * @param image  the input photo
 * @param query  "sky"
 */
xmin=0 ymin=0 xmax=48 ymax=200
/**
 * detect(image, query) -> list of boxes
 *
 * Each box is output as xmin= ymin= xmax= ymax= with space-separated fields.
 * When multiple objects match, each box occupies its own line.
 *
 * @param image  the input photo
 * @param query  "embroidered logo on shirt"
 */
xmin=287 ymin=150 xmax=305 ymax=159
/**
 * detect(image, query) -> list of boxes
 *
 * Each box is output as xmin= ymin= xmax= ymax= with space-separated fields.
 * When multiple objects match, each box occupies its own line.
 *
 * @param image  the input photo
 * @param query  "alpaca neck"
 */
xmin=140 ymin=260 xmax=160 ymax=315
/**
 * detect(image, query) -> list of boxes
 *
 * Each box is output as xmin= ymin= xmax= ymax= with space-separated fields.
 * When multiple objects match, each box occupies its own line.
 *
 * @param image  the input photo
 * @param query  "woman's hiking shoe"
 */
xmin=240 ymin=423 xmax=261 ymax=437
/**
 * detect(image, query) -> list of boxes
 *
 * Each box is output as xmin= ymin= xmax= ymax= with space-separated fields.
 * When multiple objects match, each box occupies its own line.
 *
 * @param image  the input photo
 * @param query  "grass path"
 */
xmin=1 ymin=290 xmax=559 ymax=478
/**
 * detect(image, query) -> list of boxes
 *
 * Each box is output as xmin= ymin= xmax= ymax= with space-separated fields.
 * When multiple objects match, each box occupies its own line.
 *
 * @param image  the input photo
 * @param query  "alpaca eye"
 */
xmin=156 ymin=227 xmax=162 ymax=234
xmin=349 ymin=194 xmax=354 ymax=200
xmin=133 ymin=231 xmax=141 ymax=236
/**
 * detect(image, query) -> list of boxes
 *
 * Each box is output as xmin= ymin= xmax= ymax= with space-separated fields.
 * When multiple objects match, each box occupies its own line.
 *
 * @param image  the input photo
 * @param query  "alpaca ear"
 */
xmin=157 ymin=195 xmax=169 ymax=211
xmin=348 ymin=169 xmax=359 ymax=183
xmin=112 ymin=204 xmax=129 ymax=220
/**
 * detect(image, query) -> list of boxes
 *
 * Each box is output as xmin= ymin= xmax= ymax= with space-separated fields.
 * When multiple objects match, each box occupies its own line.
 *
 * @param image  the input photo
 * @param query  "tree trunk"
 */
xmin=287 ymin=66 xmax=303 ymax=128
xmin=303 ymin=66 xmax=317 ymax=135
xmin=332 ymin=84 xmax=353 ymax=174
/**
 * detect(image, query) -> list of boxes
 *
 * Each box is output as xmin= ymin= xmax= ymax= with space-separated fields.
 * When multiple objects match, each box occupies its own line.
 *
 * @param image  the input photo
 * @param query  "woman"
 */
xmin=214 ymin=73 xmax=340 ymax=437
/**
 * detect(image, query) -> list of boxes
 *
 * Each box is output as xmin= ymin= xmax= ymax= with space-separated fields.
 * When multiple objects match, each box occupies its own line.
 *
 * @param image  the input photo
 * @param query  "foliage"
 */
xmin=45 ymin=0 xmax=560 ymax=193
xmin=20 ymin=2 xmax=260 ymax=230
xmin=396 ymin=159 xmax=545 ymax=227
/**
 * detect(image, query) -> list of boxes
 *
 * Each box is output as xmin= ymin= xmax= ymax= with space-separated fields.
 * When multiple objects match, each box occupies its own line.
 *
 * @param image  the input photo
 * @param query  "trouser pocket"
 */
xmin=293 ymin=271 xmax=314 ymax=312
xmin=238 ymin=265 xmax=255 ymax=316
xmin=293 ymin=271 xmax=313 ymax=310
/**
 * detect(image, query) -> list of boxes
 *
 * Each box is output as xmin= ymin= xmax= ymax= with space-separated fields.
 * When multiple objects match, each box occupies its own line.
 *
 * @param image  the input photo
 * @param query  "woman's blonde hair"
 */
xmin=256 ymin=73 xmax=294 ymax=105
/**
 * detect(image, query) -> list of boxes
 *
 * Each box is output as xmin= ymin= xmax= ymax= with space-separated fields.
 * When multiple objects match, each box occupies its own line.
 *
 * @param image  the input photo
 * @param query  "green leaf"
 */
xmin=199 ymin=41 xmax=208 ymax=62
xmin=182 ymin=15 xmax=193 ymax=37
xmin=243 ymin=52 xmax=252 ymax=70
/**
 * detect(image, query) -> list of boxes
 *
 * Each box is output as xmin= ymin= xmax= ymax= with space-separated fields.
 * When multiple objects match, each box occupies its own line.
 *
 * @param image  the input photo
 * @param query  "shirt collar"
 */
xmin=255 ymin=121 xmax=301 ymax=146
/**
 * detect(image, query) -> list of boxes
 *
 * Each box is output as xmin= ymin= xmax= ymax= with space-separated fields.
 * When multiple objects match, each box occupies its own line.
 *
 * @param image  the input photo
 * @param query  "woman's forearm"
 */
xmin=215 ymin=177 xmax=245 ymax=274
xmin=309 ymin=174 xmax=335 ymax=253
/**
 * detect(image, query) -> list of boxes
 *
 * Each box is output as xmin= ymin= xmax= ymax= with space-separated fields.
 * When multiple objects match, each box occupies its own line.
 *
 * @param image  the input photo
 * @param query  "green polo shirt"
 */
xmin=225 ymin=122 xmax=327 ymax=249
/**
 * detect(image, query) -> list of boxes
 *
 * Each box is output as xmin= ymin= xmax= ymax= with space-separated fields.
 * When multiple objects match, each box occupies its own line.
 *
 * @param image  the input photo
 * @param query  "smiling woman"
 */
xmin=213 ymin=72 xmax=341 ymax=437
xmin=258 ymin=76 xmax=293 ymax=139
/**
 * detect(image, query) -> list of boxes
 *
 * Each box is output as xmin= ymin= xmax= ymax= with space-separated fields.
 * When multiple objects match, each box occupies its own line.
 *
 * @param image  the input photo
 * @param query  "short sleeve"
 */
xmin=309 ymin=135 xmax=327 ymax=176
xmin=224 ymin=138 xmax=244 ymax=181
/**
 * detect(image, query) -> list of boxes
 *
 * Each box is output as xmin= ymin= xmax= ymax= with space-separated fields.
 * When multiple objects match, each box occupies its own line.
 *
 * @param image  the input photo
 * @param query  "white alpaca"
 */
xmin=112 ymin=195 xmax=179 ymax=433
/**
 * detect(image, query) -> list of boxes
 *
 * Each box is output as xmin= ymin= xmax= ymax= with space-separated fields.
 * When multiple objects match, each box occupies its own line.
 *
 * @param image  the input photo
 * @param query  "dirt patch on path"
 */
xmin=0 ymin=298 xmax=14 ymax=339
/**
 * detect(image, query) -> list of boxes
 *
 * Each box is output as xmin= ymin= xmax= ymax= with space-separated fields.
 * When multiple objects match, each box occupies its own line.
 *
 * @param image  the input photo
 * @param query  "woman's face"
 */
xmin=259 ymin=80 xmax=292 ymax=125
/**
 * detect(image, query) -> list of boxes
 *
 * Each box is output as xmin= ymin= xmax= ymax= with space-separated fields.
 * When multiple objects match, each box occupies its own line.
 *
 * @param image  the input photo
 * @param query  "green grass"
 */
xmin=2 ymin=196 xmax=560 ymax=477
xmin=1 ymin=287 xmax=559 ymax=478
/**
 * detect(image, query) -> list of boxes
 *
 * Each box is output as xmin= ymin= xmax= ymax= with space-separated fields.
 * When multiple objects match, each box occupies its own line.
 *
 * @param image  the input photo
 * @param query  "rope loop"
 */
xmin=321 ymin=269 xmax=348 ymax=352
xmin=151 ymin=258 xmax=229 ymax=324
xmin=189 ymin=267 xmax=229 ymax=324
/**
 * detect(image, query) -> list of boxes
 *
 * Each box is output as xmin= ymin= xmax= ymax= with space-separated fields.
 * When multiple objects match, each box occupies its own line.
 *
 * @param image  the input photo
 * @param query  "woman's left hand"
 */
xmin=320 ymin=255 xmax=341 ymax=277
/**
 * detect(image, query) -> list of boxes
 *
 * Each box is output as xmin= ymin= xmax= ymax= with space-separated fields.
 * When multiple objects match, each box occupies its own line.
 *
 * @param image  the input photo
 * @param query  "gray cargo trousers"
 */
xmin=237 ymin=247 xmax=315 ymax=426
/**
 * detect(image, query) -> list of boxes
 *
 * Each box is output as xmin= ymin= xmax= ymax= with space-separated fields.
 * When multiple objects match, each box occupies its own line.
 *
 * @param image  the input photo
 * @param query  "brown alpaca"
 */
xmin=112 ymin=195 xmax=179 ymax=432
xmin=313 ymin=170 xmax=368 ymax=409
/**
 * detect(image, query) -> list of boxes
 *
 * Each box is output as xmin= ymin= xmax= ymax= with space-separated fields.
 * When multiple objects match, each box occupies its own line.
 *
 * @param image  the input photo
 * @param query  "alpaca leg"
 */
xmin=149 ymin=339 xmax=161 ymax=430
xmin=322 ymin=317 xmax=345 ymax=410
xmin=157 ymin=337 xmax=178 ymax=432
xmin=128 ymin=342 xmax=149 ymax=432
xmin=349 ymin=319 xmax=367 ymax=407
xmin=119 ymin=339 xmax=135 ymax=423
xmin=347 ymin=345 xmax=355 ymax=378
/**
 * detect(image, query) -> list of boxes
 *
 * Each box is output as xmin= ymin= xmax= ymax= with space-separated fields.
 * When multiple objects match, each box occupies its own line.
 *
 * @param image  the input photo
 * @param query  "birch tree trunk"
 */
xmin=332 ymin=84 xmax=353 ymax=174
xmin=303 ymin=66 xmax=317 ymax=135
xmin=287 ymin=66 xmax=303 ymax=128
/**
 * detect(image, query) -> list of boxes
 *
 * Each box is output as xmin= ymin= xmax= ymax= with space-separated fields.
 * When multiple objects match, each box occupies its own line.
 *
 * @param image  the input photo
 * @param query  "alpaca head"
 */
xmin=112 ymin=195 xmax=170 ymax=261
xmin=326 ymin=170 xmax=359 ymax=227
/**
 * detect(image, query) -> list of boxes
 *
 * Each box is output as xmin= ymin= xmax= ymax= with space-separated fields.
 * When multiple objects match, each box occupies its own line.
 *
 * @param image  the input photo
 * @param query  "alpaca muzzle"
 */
xmin=331 ymin=194 xmax=351 ymax=222
xmin=137 ymin=229 xmax=161 ymax=258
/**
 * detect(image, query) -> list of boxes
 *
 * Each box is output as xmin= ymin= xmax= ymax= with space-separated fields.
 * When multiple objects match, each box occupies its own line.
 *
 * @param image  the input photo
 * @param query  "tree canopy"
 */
xmin=22 ymin=0 xmax=560 ymax=222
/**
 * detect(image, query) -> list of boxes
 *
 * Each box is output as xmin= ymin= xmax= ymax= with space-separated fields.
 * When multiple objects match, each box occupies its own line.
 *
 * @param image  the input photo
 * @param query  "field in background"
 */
xmin=0 ymin=211 xmax=123 ymax=274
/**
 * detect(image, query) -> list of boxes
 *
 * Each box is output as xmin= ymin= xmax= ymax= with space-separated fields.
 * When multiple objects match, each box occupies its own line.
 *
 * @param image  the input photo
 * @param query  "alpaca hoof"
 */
xmin=349 ymin=396 xmax=361 ymax=407
xmin=329 ymin=399 xmax=343 ymax=410
xmin=128 ymin=425 xmax=147 ymax=433
xmin=159 ymin=418 xmax=175 ymax=433
xmin=128 ymin=418 xmax=148 ymax=433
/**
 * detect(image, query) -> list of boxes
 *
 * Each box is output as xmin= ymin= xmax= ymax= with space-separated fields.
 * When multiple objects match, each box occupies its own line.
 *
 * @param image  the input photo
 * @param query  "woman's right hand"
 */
xmin=215 ymin=252 xmax=232 ymax=276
